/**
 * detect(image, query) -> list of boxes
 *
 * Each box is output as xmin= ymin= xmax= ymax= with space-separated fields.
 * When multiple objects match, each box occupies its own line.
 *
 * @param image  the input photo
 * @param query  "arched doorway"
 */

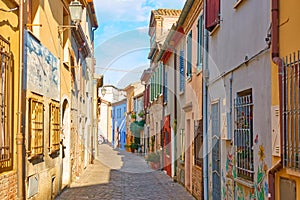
xmin=62 ymin=99 xmax=71 ymax=187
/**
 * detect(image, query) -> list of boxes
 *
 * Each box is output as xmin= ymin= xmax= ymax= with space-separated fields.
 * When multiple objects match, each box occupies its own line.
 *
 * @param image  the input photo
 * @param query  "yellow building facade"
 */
xmin=270 ymin=0 xmax=300 ymax=199
xmin=0 ymin=0 xmax=20 ymax=199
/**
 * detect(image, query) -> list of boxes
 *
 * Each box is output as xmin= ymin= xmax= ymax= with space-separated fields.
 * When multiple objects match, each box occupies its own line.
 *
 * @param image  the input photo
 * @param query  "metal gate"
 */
xmin=211 ymin=102 xmax=221 ymax=200
xmin=281 ymin=52 xmax=300 ymax=169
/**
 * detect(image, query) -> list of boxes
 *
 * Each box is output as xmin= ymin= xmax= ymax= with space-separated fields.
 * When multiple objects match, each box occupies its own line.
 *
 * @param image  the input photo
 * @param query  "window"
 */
xmin=0 ymin=35 xmax=13 ymax=172
xmin=197 ymin=15 xmax=204 ymax=71
xmin=163 ymin=71 xmax=168 ymax=103
xmin=234 ymin=90 xmax=254 ymax=181
xmin=187 ymin=31 xmax=192 ymax=78
xmin=194 ymin=120 xmax=203 ymax=166
xmin=29 ymin=98 xmax=44 ymax=158
xmin=49 ymin=102 xmax=60 ymax=154
xmin=282 ymin=52 xmax=300 ymax=169
xmin=205 ymin=0 xmax=220 ymax=32
xmin=117 ymin=108 xmax=121 ymax=118
xmin=179 ymin=50 xmax=185 ymax=92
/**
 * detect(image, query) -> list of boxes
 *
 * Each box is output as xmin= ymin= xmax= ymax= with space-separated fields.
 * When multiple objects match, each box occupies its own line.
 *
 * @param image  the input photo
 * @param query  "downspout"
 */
xmin=203 ymin=20 xmax=209 ymax=200
xmin=174 ymin=48 xmax=177 ymax=177
xmin=161 ymin=62 xmax=165 ymax=171
xmin=268 ymin=0 xmax=283 ymax=199
xmin=17 ymin=0 xmax=25 ymax=199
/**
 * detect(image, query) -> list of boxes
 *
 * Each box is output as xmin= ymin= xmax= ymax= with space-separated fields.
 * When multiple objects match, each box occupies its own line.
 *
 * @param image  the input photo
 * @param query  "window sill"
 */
xmin=209 ymin=24 xmax=220 ymax=36
xmin=234 ymin=177 xmax=254 ymax=188
xmin=286 ymin=168 xmax=300 ymax=178
xmin=196 ymin=69 xmax=202 ymax=76
xmin=234 ymin=0 xmax=246 ymax=9
xmin=27 ymin=154 xmax=44 ymax=161
xmin=186 ymin=76 xmax=192 ymax=82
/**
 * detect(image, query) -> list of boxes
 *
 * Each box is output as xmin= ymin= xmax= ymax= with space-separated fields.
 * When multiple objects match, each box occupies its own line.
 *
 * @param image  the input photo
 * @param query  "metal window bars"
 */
xmin=234 ymin=93 xmax=254 ymax=181
xmin=29 ymin=99 xmax=44 ymax=158
xmin=0 ymin=35 xmax=12 ymax=172
xmin=282 ymin=51 xmax=300 ymax=170
xmin=49 ymin=102 xmax=60 ymax=153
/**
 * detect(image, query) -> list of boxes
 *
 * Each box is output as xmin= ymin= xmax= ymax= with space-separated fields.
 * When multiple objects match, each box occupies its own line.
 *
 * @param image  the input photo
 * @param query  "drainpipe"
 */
xmin=203 ymin=25 xmax=209 ymax=200
xmin=268 ymin=0 xmax=283 ymax=199
xmin=17 ymin=0 xmax=25 ymax=199
xmin=174 ymin=48 xmax=177 ymax=177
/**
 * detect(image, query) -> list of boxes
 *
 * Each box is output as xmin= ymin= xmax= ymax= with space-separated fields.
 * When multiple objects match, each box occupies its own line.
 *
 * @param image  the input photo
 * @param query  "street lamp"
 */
xmin=58 ymin=0 xmax=83 ymax=33
xmin=69 ymin=0 xmax=83 ymax=23
xmin=101 ymin=87 xmax=107 ymax=97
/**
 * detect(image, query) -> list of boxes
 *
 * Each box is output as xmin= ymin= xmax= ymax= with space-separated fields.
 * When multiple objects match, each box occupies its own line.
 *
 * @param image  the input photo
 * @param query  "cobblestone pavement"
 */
xmin=56 ymin=144 xmax=195 ymax=200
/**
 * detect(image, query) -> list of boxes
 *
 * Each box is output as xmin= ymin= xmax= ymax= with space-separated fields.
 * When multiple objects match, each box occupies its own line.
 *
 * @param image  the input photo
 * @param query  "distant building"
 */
xmin=112 ymin=99 xmax=127 ymax=149
xmin=98 ymin=85 xmax=126 ymax=145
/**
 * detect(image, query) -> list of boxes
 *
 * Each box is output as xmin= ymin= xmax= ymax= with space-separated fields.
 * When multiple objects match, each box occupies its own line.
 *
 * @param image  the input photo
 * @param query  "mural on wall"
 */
xmin=222 ymin=142 xmax=269 ymax=200
xmin=24 ymin=31 xmax=60 ymax=100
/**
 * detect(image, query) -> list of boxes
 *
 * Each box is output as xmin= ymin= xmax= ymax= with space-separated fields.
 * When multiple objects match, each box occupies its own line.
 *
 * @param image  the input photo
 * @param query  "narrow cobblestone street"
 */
xmin=56 ymin=144 xmax=195 ymax=200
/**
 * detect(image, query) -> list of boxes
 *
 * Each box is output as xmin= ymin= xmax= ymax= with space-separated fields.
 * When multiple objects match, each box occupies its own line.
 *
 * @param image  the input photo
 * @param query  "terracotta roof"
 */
xmin=152 ymin=9 xmax=182 ymax=17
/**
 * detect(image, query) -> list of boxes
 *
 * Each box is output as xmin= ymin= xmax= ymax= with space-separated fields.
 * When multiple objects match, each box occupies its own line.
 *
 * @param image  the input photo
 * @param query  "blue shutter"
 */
xmin=164 ymin=71 xmax=168 ymax=103
xmin=180 ymin=50 xmax=185 ymax=92
xmin=187 ymin=31 xmax=192 ymax=78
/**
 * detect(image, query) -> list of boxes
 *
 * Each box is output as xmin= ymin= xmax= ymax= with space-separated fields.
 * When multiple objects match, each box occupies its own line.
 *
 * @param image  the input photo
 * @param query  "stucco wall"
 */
xmin=207 ymin=0 xmax=271 ymax=199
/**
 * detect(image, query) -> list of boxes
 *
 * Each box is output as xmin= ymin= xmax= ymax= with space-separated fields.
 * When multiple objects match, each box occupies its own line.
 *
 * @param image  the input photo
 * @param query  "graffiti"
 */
xmin=226 ymin=152 xmax=236 ymax=179
xmin=24 ymin=30 xmax=60 ymax=100
xmin=237 ymin=185 xmax=245 ymax=200
xmin=222 ymin=143 xmax=269 ymax=200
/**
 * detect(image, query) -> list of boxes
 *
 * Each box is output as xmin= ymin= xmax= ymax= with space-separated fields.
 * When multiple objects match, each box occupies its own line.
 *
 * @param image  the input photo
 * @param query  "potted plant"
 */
xmin=130 ymin=112 xmax=136 ymax=121
xmin=145 ymin=152 xmax=160 ymax=170
xmin=138 ymin=110 xmax=145 ymax=118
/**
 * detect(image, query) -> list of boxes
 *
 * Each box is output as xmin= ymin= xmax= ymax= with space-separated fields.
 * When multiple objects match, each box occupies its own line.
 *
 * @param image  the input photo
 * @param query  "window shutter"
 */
xmin=197 ymin=15 xmax=203 ymax=70
xmin=180 ymin=50 xmax=185 ymax=91
xmin=164 ymin=71 xmax=168 ymax=103
xmin=205 ymin=0 xmax=220 ymax=32
xmin=187 ymin=31 xmax=192 ymax=77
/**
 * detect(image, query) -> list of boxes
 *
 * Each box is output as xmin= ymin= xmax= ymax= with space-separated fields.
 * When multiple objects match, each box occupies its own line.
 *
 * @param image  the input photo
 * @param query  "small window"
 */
xmin=49 ymin=102 xmax=60 ymax=154
xmin=234 ymin=89 xmax=254 ymax=181
xmin=29 ymin=98 xmax=44 ymax=159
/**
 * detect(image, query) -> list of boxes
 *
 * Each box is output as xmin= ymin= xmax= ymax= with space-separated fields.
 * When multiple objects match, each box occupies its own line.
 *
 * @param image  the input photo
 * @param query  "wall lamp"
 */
xmin=58 ymin=0 xmax=83 ymax=33
xmin=101 ymin=87 xmax=107 ymax=97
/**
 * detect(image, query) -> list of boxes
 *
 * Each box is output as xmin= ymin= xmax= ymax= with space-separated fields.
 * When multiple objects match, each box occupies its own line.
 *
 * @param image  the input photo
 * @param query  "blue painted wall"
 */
xmin=112 ymin=102 xmax=127 ymax=149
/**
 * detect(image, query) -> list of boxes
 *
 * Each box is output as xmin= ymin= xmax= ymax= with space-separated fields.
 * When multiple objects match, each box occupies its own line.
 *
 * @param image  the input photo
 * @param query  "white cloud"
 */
xmin=94 ymin=0 xmax=185 ymax=23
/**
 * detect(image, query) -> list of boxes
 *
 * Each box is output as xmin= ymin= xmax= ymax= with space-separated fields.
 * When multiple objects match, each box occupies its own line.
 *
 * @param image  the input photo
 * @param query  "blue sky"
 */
xmin=93 ymin=0 xmax=185 ymax=88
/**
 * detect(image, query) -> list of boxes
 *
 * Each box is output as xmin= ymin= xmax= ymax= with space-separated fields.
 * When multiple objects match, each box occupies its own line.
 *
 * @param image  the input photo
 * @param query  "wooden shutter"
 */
xmin=205 ymin=0 xmax=220 ymax=32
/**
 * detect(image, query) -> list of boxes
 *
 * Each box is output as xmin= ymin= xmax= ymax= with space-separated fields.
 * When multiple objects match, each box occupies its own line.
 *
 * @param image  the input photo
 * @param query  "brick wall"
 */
xmin=192 ymin=165 xmax=203 ymax=200
xmin=0 ymin=171 xmax=17 ymax=200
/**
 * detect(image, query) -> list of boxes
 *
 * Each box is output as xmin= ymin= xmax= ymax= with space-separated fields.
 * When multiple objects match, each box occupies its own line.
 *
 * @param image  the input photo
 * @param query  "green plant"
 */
xmin=138 ymin=110 xmax=145 ymax=118
xmin=130 ymin=143 xmax=138 ymax=150
xmin=131 ymin=112 xmax=136 ymax=119
xmin=145 ymin=152 xmax=160 ymax=163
